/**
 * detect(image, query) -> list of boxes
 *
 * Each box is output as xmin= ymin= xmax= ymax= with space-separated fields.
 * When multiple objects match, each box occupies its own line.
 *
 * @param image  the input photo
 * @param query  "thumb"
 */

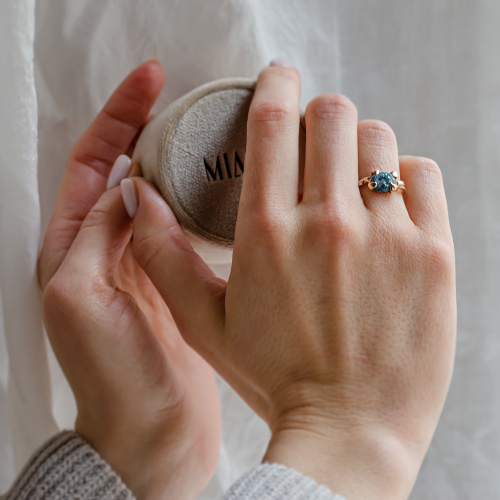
xmin=127 ymin=177 xmax=226 ymax=354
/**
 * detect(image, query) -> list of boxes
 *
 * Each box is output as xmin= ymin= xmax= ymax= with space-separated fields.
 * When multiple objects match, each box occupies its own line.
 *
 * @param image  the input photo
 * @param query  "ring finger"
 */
xmin=357 ymin=119 xmax=406 ymax=214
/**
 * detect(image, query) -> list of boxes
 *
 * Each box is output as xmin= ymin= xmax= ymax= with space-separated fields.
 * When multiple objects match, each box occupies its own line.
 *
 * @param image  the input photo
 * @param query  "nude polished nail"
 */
xmin=107 ymin=154 xmax=132 ymax=190
xmin=269 ymin=57 xmax=294 ymax=68
xmin=121 ymin=179 xmax=138 ymax=219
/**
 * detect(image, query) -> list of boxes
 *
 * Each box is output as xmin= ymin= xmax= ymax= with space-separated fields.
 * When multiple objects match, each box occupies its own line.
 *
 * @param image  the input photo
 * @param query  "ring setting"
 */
xmin=358 ymin=170 xmax=406 ymax=195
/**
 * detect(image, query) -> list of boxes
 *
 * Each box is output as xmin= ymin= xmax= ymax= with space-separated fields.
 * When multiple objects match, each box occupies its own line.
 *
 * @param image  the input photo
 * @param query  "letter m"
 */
xmin=204 ymin=156 xmax=224 ymax=182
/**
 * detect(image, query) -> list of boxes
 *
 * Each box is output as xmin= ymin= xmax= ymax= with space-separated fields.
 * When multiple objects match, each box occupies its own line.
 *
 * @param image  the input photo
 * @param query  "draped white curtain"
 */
xmin=0 ymin=0 xmax=58 ymax=488
xmin=1 ymin=1 xmax=500 ymax=498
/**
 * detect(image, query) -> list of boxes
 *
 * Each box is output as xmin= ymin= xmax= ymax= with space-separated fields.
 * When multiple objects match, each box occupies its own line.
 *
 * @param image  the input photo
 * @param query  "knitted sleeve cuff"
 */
xmin=2 ymin=431 xmax=134 ymax=500
xmin=4 ymin=433 xmax=345 ymax=500
xmin=222 ymin=462 xmax=346 ymax=500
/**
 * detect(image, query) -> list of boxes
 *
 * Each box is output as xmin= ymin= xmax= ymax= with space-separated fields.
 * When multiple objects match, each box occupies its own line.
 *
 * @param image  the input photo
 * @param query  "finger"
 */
xmin=72 ymin=62 xmax=163 ymax=179
xmin=44 ymin=187 xmax=183 ymax=412
xmin=124 ymin=113 xmax=156 ymax=158
xmin=239 ymin=65 xmax=302 ymax=216
xmin=302 ymin=94 xmax=359 ymax=204
xmin=130 ymin=178 xmax=226 ymax=356
xmin=399 ymin=156 xmax=451 ymax=238
xmin=39 ymin=60 xmax=164 ymax=290
xmin=357 ymin=119 xmax=406 ymax=213
xmin=61 ymin=188 xmax=133 ymax=280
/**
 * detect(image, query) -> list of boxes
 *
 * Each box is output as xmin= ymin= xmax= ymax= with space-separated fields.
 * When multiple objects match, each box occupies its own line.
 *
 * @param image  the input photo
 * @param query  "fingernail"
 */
xmin=107 ymin=155 xmax=132 ymax=190
xmin=269 ymin=57 xmax=294 ymax=68
xmin=121 ymin=179 xmax=138 ymax=219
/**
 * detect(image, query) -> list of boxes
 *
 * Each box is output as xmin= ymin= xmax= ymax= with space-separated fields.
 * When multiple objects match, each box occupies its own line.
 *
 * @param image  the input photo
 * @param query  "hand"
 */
xmin=38 ymin=61 xmax=221 ymax=500
xmin=127 ymin=65 xmax=456 ymax=500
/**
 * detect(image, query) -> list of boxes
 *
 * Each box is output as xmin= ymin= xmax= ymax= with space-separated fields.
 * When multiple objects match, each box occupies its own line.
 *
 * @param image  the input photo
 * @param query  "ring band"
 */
xmin=358 ymin=170 xmax=406 ymax=195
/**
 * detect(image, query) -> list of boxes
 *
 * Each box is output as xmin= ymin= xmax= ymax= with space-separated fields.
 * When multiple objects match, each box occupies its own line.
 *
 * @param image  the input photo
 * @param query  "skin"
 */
xmin=129 ymin=65 xmax=457 ymax=500
xmin=38 ymin=60 xmax=221 ymax=500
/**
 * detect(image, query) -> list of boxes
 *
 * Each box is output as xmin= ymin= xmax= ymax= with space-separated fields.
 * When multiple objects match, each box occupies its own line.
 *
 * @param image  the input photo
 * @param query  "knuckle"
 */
xmin=307 ymin=203 xmax=359 ymax=250
xmin=80 ymin=196 xmax=116 ymax=231
xmin=406 ymin=157 xmax=443 ymax=183
xmin=43 ymin=269 xmax=112 ymax=324
xmin=133 ymin=228 xmax=171 ymax=271
xmin=358 ymin=119 xmax=396 ymax=145
xmin=306 ymin=93 xmax=357 ymax=124
xmin=421 ymin=235 xmax=455 ymax=276
xmin=259 ymin=65 xmax=301 ymax=86
xmin=249 ymin=99 xmax=297 ymax=127
xmin=245 ymin=210 xmax=290 ymax=252
xmin=80 ymin=210 xmax=104 ymax=231
xmin=418 ymin=157 xmax=442 ymax=178
xmin=42 ymin=277 xmax=74 ymax=322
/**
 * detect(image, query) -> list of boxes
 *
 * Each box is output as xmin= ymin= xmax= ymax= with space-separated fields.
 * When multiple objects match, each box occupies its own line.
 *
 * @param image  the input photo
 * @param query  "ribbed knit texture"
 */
xmin=1 ymin=431 xmax=133 ymax=500
xmin=1 ymin=433 xmax=346 ymax=500
xmin=223 ymin=462 xmax=345 ymax=500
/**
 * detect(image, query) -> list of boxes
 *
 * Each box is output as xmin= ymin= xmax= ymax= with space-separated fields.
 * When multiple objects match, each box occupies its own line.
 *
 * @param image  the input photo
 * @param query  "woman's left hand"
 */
xmin=37 ymin=60 xmax=221 ymax=500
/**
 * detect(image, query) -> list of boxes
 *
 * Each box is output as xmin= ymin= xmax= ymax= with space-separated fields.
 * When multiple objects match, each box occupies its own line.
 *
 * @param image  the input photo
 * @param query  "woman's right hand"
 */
xmin=128 ymin=64 xmax=456 ymax=500
xmin=38 ymin=61 xmax=221 ymax=500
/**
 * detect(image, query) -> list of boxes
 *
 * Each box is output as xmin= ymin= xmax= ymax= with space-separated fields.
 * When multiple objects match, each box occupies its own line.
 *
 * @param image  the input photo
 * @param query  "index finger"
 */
xmin=38 ymin=60 xmax=165 ymax=290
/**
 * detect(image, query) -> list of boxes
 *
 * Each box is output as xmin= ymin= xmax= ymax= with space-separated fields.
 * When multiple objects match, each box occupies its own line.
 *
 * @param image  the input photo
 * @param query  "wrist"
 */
xmin=76 ymin=414 xmax=210 ymax=500
xmin=263 ymin=412 xmax=420 ymax=500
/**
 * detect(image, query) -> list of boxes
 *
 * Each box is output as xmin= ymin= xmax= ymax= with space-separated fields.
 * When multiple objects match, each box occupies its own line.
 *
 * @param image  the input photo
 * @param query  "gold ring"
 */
xmin=358 ymin=170 xmax=406 ymax=195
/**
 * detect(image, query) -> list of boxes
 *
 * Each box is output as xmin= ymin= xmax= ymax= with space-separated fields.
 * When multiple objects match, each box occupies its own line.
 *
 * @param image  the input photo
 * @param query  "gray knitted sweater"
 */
xmin=0 ymin=432 xmax=345 ymax=500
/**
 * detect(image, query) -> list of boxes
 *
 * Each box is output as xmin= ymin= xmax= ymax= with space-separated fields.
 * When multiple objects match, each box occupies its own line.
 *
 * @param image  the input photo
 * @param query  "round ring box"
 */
xmin=133 ymin=78 xmax=306 ymax=264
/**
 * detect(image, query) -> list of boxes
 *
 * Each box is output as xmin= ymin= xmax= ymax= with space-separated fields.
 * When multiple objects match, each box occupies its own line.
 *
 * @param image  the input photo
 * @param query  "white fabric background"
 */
xmin=1 ymin=0 xmax=499 ymax=498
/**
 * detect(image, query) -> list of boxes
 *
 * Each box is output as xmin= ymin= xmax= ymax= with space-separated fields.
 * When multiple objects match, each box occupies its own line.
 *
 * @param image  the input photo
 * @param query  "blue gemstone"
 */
xmin=370 ymin=172 xmax=396 ymax=193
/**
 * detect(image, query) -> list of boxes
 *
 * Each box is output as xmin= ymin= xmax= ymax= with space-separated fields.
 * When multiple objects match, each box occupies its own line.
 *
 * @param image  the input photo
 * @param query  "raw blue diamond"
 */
xmin=370 ymin=172 xmax=396 ymax=193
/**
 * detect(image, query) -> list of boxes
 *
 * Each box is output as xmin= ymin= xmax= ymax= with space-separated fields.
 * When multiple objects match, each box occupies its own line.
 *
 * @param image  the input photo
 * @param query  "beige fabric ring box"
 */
xmin=133 ymin=78 xmax=306 ymax=264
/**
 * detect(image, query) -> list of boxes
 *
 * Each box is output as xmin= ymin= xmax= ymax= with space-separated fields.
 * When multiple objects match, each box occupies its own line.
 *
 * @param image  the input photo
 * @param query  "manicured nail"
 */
xmin=107 ymin=155 xmax=131 ymax=190
xmin=121 ymin=179 xmax=138 ymax=219
xmin=269 ymin=57 xmax=294 ymax=68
